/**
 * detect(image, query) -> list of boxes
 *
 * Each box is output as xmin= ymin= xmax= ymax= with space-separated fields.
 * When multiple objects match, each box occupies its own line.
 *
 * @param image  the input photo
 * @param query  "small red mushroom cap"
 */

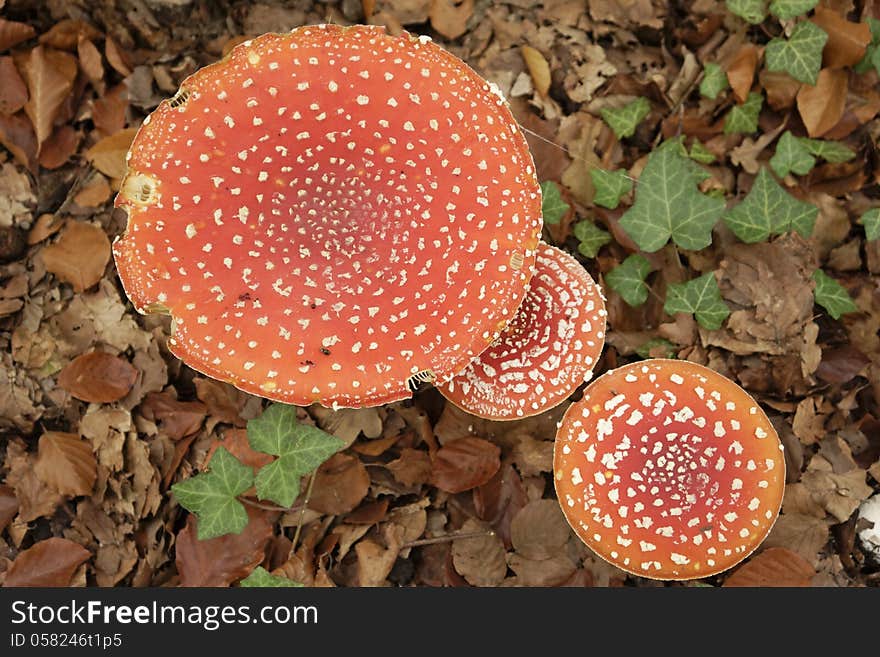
xmin=438 ymin=242 xmax=606 ymax=420
xmin=112 ymin=25 xmax=542 ymax=408
xmin=554 ymin=359 xmax=785 ymax=580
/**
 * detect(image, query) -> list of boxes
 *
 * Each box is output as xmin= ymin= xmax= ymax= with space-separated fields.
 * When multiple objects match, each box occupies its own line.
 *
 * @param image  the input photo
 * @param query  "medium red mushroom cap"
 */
xmin=438 ymin=242 xmax=606 ymax=419
xmin=112 ymin=24 xmax=542 ymax=407
xmin=554 ymin=359 xmax=785 ymax=580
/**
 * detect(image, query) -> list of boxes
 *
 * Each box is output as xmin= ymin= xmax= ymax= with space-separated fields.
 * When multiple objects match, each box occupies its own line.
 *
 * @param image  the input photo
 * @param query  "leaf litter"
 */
xmin=0 ymin=0 xmax=878 ymax=590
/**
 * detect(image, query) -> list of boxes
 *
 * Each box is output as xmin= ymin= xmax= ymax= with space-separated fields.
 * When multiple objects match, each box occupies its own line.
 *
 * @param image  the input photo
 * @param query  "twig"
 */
xmin=289 ymin=473 xmax=318 ymax=558
xmin=401 ymin=529 xmax=496 ymax=549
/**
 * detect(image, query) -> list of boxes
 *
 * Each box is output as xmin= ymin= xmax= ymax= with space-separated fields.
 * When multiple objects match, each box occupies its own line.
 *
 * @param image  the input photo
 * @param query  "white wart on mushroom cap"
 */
xmin=112 ymin=24 xmax=542 ymax=407
xmin=554 ymin=359 xmax=785 ymax=580
xmin=438 ymin=242 xmax=606 ymax=420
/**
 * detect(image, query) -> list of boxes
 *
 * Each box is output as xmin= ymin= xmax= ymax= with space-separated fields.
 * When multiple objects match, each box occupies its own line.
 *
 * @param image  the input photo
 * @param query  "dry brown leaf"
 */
xmin=77 ymin=37 xmax=104 ymax=88
xmin=58 ymin=351 xmax=138 ymax=403
xmin=34 ymin=431 xmax=96 ymax=498
xmin=73 ymin=173 xmax=111 ymax=207
xmin=3 ymin=537 xmax=91 ymax=587
xmin=40 ymin=221 xmax=111 ymax=293
xmin=451 ymin=519 xmax=507 ymax=586
xmin=38 ymin=125 xmax=80 ymax=169
xmin=725 ymin=44 xmax=759 ymax=104
xmin=308 ymin=453 xmax=370 ymax=515
xmin=92 ymin=84 xmax=128 ymax=136
xmin=0 ymin=485 xmax=18 ymax=534
xmin=86 ymin=127 xmax=137 ymax=180
xmin=0 ymin=19 xmax=35 ymax=52
xmin=811 ymin=6 xmax=872 ymax=69
xmin=0 ymin=56 xmax=27 ymax=115
xmin=521 ymin=45 xmax=551 ymax=97
xmin=759 ymin=69 xmax=801 ymax=111
xmin=386 ymin=447 xmax=432 ymax=487
xmin=797 ymin=68 xmax=847 ymax=137
xmin=3 ymin=439 xmax=63 ymax=522
xmin=0 ymin=112 xmax=37 ymax=171
xmin=350 ymin=433 xmax=399 ymax=456
xmin=431 ymin=436 xmax=501 ymax=493
xmin=176 ymin=509 xmax=273 ymax=586
xmin=205 ymin=428 xmax=273 ymax=474
xmin=194 ymin=377 xmax=247 ymax=428
xmin=355 ymin=525 xmax=403 ymax=586
xmin=310 ymin=406 xmax=382 ymax=447
xmin=474 ymin=462 xmax=528 ymax=548
xmin=20 ymin=45 xmax=77 ymax=149
xmin=38 ymin=19 xmax=101 ymax=51
xmin=510 ymin=499 xmax=571 ymax=560
xmin=104 ymin=37 xmax=132 ymax=77
xmin=506 ymin=552 xmax=577 ymax=586
xmin=801 ymin=456 xmax=873 ymax=523
xmin=140 ymin=390 xmax=207 ymax=441
xmin=27 ymin=212 xmax=63 ymax=245
xmin=429 ymin=0 xmax=474 ymax=40
xmin=723 ymin=547 xmax=815 ymax=587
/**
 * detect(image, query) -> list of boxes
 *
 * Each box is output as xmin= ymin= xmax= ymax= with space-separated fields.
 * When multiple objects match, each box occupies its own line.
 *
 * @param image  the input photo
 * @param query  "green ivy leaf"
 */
xmin=855 ymin=18 xmax=880 ymax=75
xmin=619 ymin=138 xmax=725 ymax=252
xmin=723 ymin=167 xmax=818 ymax=242
xmin=858 ymin=208 xmax=880 ymax=241
xmin=689 ymin=141 xmax=716 ymax=164
xmin=600 ymin=97 xmax=651 ymax=139
xmin=700 ymin=63 xmax=729 ymax=99
xmin=172 ymin=447 xmax=253 ymax=540
xmin=727 ymin=0 xmax=767 ymax=24
xmin=573 ymin=220 xmax=612 ymax=258
xmin=664 ymin=272 xmax=730 ymax=330
xmin=240 ymin=567 xmax=303 ymax=588
xmin=724 ymin=92 xmax=764 ymax=134
xmin=590 ymin=168 xmax=633 ymax=209
xmin=605 ymin=254 xmax=651 ymax=307
xmin=769 ymin=0 xmax=818 ymax=20
xmin=765 ymin=21 xmax=828 ymax=85
xmin=770 ymin=131 xmax=816 ymax=177
xmin=636 ymin=338 xmax=677 ymax=359
xmin=540 ymin=181 xmax=570 ymax=225
xmin=248 ymin=404 xmax=346 ymax=508
xmin=797 ymin=138 xmax=856 ymax=163
xmin=812 ymin=269 xmax=858 ymax=319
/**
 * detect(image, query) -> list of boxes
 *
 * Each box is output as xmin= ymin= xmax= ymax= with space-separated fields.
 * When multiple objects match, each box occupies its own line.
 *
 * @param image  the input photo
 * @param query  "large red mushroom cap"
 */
xmin=438 ymin=242 xmax=606 ymax=420
xmin=554 ymin=359 xmax=785 ymax=580
xmin=112 ymin=24 xmax=541 ymax=407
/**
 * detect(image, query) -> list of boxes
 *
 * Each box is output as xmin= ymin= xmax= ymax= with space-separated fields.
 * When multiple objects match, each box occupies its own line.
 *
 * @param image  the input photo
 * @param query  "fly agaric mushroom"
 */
xmin=438 ymin=242 xmax=606 ymax=420
xmin=554 ymin=359 xmax=784 ymax=580
xmin=112 ymin=24 xmax=542 ymax=407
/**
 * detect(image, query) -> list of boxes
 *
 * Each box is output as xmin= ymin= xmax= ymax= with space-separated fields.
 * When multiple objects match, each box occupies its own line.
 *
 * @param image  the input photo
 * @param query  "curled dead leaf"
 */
xmin=58 ymin=351 xmax=138 ymax=403
xmin=522 ymin=45 xmax=551 ymax=97
xmin=797 ymin=68 xmax=847 ymax=137
xmin=73 ymin=173 xmax=111 ymax=207
xmin=3 ymin=537 xmax=91 ymax=587
xmin=34 ymin=431 xmax=97 ymax=498
xmin=308 ymin=453 xmax=370 ymax=515
xmin=811 ymin=7 xmax=871 ymax=69
xmin=0 ymin=56 xmax=27 ymax=115
xmin=0 ymin=19 xmax=36 ymax=52
xmin=40 ymin=221 xmax=111 ymax=293
xmin=431 ymin=436 xmax=501 ymax=493
xmin=723 ymin=547 xmax=815 ymax=587
xmin=176 ymin=509 xmax=273 ymax=586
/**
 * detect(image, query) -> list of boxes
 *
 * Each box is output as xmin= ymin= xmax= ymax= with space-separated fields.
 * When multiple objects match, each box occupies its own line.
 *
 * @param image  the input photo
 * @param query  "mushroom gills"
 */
xmin=169 ymin=87 xmax=190 ymax=109
xmin=406 ymin=369 xmax=435 ymax=393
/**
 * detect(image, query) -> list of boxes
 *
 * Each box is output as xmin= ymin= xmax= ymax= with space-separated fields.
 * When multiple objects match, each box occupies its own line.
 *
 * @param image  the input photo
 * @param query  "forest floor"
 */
xmin=1 ymin=0 xmax=879 ymax=587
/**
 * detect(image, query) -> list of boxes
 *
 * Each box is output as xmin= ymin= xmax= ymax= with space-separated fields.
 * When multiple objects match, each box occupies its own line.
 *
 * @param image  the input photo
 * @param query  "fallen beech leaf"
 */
xmin=797 ymin=68 xmax=847 ymax=137
xmin=20 ymin=45 xmax=77 ymax=149
xmin=725 ymin=44 xmax=759 ymax=104
xmin=355 ymin=527 xmax=402 ymax=586
xmin=507 ymin=552 xmax=577 ymax=586
xmin=510 ymin=499 xmax=571 ymax=560
xmin=38 ymin=125 xmax=80 ymax=169
xmin=759 ymin=69 xmax=801 ymax=110
xmin=386 ymin=447 xmax=432 ymax=487
xmin=308 ymin=453 xmax=370 ymax=515
xmin=76 ymin=37 xmax=104 ymax=88
xmin=40 ymin=221 xmax=111 ymax=292
xmin=27 ymin=212 xmax=63 ymax=245
xmin=34 ymin=431 xmax=97 ymax=497
xmin=3 ymin=537 xmax=90 ymax=587
xmin=432 ymin=436 xmax=501 ymax=493
xmin=104 ymin=37 xmax=132 ymax=77
xmin=474 ymin=462 xmax=528 ymax=548
xmin=811 ymin=7 xmax=871 ymax=69
xmin=176 ymin=508 xmax=273 ymax=586
xmin=310 ymin=405 xmax=382 ymax=447
xmin=140 ymin=391 xmax=207 ymax=441
xmin=0 ymin=111 xmax=37 ymax=170
xmin=73 ymin=173 xmax=111 ymax=207
xmin=350 ymin=433 xmax=400 ymax=456
xmin=58 ymin=351 xmax=138 ymax=403
xmin=452 ymin=519 xmax=507 ymax=586
xmin=205 ymin=428 xmax=273 ymax=474
xmin=38 ymin=19 xmax=101 ymax=51
xmin=0 ymin=19 xmax=36 ymax=52
xmin=521 ymin=45 xmax=551 ymax=97
xmin=3 ymin=440 xmax=63 ymax=522
xmin=0 ymin=56 xmax=27 ymax=114
xmin=86 ymin=127 xmax=138 ymax=180
xmin=0 ymin=485 xmax=18 ymax=533
xmin=347 ymin=499 xmax=389 ymax=524
xmin=429 ymin=0 xmax=474 ymax=40
xmin=723 ymin=547 xmax=815 ymax=586
xmin=92 ymin=84 xmax=128 ymax=136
